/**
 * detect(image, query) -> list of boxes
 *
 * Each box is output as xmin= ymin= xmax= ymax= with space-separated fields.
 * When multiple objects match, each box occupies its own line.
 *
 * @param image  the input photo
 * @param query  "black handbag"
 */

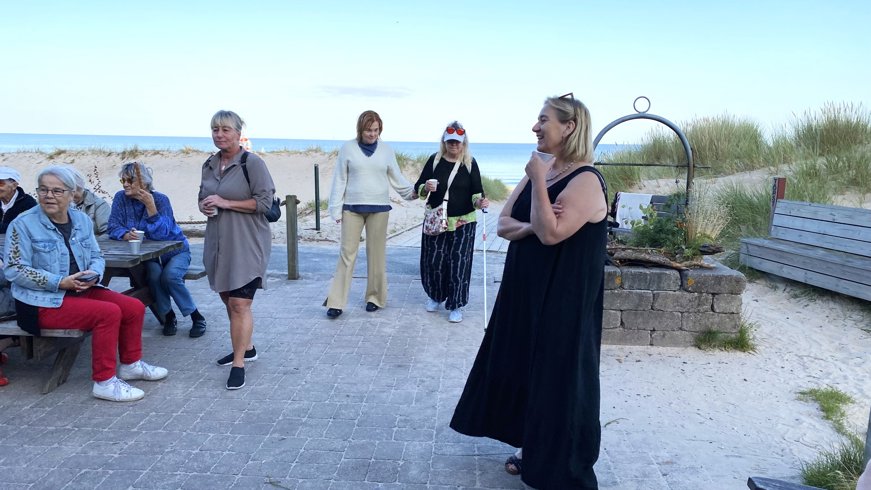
xmin=239 ymin=151 xmax=281 ymax=223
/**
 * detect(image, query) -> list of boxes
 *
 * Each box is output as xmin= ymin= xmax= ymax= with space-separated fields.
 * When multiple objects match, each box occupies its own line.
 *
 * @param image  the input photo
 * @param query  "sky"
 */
xmin=1 ymin=1 xmax=869 ymax=145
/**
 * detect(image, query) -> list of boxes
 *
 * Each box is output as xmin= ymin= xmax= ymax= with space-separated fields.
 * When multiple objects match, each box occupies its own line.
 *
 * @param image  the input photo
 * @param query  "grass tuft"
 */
xmin=797 ymin=387 xmax=855 ymax=436
xmin=481 ymin=175 xmax=509 ymax=201
xmin=693 ymin=319 xmax=756 ymax=352
xmin=800 ymin=435 xmax=865 ymax=490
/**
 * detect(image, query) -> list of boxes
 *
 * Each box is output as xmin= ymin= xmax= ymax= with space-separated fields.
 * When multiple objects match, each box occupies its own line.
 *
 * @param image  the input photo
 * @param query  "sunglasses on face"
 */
xmin=445 ymin=127 xmax=465 ymax=136
xmin=120 ymin=178 xmax=134 ymax=185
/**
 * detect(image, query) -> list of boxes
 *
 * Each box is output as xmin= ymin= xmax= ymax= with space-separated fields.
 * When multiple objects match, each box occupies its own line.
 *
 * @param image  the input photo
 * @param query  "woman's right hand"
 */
xmin=425 ymin=180 xmax=438 ymax=193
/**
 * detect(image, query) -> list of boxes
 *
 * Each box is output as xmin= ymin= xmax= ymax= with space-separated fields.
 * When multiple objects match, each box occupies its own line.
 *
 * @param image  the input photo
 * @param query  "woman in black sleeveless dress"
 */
xmin=450 ymin=94 xmax=608 ymax=489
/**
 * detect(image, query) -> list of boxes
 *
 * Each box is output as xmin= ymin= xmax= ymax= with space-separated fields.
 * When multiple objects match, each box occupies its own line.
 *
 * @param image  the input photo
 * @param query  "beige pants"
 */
xmin=325 ymin=210 xmax=388 ymax=309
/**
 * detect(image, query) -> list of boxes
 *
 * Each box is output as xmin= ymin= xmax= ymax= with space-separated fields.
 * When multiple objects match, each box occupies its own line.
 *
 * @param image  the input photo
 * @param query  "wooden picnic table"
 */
xmin=96 ymin=235 xmax=183 ymax=321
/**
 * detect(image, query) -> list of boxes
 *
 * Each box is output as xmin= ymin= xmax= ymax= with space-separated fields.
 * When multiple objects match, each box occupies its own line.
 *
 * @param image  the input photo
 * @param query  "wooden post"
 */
xmin=314 ymin=163 xmax=321 ymax=232
xmin=864 ymin=405 xmax=870 ymax=467
xmin=286 ymin=195 xmax=299 ymax=280
xmin=769 ymin=177 xmax=787 ymax=233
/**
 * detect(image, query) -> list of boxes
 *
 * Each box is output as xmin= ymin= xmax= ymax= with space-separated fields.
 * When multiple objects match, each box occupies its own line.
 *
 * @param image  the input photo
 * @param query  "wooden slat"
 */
xmin=776 ymin=200 xmax=871 ymax=225
xmin=740 ymin=241 xmax=871 ymax=301
xmin=771 ymin=225 xmax=871 ymax=257
xmin=741 ymin=237 xmax=871 ymax=278
xmin=0 ymin=322 xmax=85 ymax=338
xmin=772 ymin=214 xmax=871 ymax=246
xmin=747 ymin=476 xmax=822 ymax=490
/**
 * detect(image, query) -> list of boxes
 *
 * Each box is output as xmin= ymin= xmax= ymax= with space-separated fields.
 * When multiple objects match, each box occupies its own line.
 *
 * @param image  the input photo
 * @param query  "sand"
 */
xmin=3 ymin=149 xmax=869 ymax=484
xmin=0 ymin=149 xmax=426 ymax=245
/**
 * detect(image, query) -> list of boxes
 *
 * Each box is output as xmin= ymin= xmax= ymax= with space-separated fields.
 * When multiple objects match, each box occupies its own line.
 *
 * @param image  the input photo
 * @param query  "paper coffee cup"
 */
xmin=426 ymin=178 xmax=438 ymax=191
xmin=133 ymin=230 xmax=145 ymax=240
xmin=128 ymin=239 xmax=142 ymax=254
xmin=533 ymin=151 xmax=554 ymax=162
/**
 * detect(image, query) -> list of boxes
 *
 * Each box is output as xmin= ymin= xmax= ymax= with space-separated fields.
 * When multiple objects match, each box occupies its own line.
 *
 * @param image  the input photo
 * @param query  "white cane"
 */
xmin=481 ymin=208 xmax=488 ymax=332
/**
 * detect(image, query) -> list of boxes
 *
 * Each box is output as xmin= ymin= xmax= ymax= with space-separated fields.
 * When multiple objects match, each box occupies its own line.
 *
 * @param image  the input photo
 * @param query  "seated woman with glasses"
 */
xmin=4 ymin=166 xmax=169 ymax=402
xmin=107 ymin=162 xmax=207 ymax=338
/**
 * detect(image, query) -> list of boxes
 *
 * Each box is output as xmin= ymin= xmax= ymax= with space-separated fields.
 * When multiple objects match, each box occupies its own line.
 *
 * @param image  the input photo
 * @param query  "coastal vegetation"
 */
xmin=797 ymin=386 xmax=865 ymax=490
xmin=693 ymin=318 xmax=756 ymax=352
xmin=598 ymin=102 xmax=871 ymax=268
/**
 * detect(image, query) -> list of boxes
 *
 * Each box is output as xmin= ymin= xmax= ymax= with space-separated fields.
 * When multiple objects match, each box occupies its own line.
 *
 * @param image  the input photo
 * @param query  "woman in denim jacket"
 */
xmin=3 ymin=166 xmax=169 ymax=402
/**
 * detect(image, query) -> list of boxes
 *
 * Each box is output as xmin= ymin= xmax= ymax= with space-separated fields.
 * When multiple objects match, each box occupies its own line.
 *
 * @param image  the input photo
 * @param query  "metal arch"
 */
xmin=593 ymin=100 xmax=694 ymax=208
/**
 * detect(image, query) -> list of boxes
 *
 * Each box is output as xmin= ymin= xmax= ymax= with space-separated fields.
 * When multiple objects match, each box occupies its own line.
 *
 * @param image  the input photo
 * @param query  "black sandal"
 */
xmin=505 ymin=455 xmax=522 ymax=475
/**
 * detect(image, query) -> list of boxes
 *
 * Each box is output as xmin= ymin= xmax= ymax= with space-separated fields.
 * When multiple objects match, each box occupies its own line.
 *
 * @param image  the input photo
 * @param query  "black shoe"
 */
xmin=189 ymin=317 xmax=207 ymax=338
xmin=366 ymin=302 xmax=379 ymax=312
xmin=326 ymin=308 xmax=343 ymax=319
xmin=162 ymin=313 xmax=177 ymax=336
xmin=226 ymin=366 xmax=245 ymax=390
xmin=216 ymin=347 xmax=258 ymax=366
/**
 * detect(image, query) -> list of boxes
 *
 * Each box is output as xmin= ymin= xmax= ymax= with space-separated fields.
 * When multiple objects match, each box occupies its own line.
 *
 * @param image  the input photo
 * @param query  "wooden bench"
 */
xmin=739 ymin=199 xmax=871 ymax=301
xmin=0 ymin=319 xmax=90 ymax=394
xmin=183 ymin=266 xmax=206 ymax=281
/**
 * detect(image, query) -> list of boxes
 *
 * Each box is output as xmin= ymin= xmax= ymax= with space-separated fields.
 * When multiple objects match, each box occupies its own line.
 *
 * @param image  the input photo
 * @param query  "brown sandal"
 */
xmin=505 ymin=455 xmax=522 ymax=475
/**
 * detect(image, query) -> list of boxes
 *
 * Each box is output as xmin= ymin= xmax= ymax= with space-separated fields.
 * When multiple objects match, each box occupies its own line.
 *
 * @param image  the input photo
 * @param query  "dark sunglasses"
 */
xmin=445 ymin=127 xmax=465 ymax=136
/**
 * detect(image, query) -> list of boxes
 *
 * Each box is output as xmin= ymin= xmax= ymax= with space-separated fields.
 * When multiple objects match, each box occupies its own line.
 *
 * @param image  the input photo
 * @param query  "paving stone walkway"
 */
xmin=0 ymin=244 xmax=780 ymax=489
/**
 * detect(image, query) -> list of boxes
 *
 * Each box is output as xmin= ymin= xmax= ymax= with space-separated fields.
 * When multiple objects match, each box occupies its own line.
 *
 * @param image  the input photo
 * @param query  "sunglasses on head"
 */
xmin=445 ymin=127 xmax=465 ymax=136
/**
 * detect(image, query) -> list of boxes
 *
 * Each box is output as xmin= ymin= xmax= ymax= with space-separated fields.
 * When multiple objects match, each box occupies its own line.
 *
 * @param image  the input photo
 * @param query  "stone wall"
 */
xmin=602 ymin=258 xmax=746 ymax=347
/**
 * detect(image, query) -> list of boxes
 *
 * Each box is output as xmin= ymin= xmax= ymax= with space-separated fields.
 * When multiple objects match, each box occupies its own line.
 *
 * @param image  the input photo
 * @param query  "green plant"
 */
xmin=693 ymin=319 xmax=756 ymax=352
xmin=481 ymin=175 xmax=509 ymax=201
xmin=119 ymin=145 xmax=144 ymax=161
xmin=798 ymin=387 xmax=855 ymax=436
xmin=801 ymin=436 xmax=865 ymax=490
xmin=624 ymin=194 xmax=711 ymax=260
xmin=47 ymin=149 xmax=67 ymax=160
xmin=792 ymin=102 xmax=871 ymax=157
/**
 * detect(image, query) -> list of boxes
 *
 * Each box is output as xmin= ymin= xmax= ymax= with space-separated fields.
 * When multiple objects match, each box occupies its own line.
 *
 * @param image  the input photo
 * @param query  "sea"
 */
xmin=0 ymin=133 xmax=622 ymax=186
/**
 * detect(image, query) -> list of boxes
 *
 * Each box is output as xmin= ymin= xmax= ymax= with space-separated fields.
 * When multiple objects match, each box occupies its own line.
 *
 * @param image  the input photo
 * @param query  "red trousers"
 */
xmin=38 ymin=288 xmax=144 ymax=382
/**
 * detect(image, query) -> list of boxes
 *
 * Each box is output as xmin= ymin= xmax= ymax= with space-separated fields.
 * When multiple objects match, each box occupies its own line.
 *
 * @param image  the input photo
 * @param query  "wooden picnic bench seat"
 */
xmin=739 ymin=199 xmax=871 ymax=301
xmin=0 ymin=319 xmax=90 ymax=394
xmin=183 ymin=266 xmax=206 ymax=281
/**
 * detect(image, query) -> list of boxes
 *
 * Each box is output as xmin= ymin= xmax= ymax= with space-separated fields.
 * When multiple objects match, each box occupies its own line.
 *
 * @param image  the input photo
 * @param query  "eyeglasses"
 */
xmin=445 ymin=127 xmax=465 ymax=136
xmin=35 ymin=187 xmax=70 ymax=197
xmin=120 ymin=178 xmax=134 ymax=185
xmin=560 ymin=92 xmax=574 ymax=101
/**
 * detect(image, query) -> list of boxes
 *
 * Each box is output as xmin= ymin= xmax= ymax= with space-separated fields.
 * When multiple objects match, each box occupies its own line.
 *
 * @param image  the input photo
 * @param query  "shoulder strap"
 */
xmin=239 ymin=151 xmax=250 ymax=184
xmin=443 ymin=162 xmax=461 ymax=202
xmin=574 ymin=166 xmax=609 ymax=206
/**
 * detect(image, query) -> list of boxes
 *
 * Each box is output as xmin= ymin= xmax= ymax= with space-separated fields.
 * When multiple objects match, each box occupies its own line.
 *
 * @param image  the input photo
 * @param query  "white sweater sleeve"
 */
xmin=386 ymin=150 xmax=414 ymax=200
xmin=328 ymin=145 xmax=350 ymax=221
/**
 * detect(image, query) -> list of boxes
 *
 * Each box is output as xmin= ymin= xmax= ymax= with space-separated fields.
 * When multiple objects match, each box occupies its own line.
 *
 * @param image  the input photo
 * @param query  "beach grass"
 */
xmin=801 ymin=435 xmax=865 ymax=490
xmin=798 ymin=387 xmax=855 ymax=436
xmin=482 ymin=175 xmax=509 ymax=201
xmin=792 ymin=102 xmax=871 ymax=157
xmin=693 ymin=319 xmax=756 ymax=352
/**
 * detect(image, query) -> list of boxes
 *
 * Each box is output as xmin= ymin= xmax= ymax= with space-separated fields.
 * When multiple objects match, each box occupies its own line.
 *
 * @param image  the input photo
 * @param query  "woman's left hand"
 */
xmin=525 ymin=151 xmax=550 ymax=182
xmin=476 ymin=197 xmax=490 ymax=209
xmin=201 ymin=194 xmax=228 ymax=210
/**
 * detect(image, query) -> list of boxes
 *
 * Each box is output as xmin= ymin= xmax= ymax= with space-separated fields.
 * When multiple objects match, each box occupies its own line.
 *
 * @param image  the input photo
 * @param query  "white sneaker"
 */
xmin=92 ymin=376 xmax=145 ymax=402
xmin=425 ymin=298 xmax=441 ymax=312
xmin=118 ymin=360 xmax=169 ymax=381
xmin=449 ymin=309 xmax=463 ymax=323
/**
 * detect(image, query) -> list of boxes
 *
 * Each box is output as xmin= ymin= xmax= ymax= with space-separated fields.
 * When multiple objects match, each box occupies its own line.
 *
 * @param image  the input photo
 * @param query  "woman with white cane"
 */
xmin=414 ymin=121 xmax=489 ymax=323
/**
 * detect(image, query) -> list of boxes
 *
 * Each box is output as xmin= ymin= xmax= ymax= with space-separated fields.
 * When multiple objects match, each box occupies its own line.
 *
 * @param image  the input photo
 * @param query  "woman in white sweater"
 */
xmin=324 ymin=110 xmax=415 ymax=318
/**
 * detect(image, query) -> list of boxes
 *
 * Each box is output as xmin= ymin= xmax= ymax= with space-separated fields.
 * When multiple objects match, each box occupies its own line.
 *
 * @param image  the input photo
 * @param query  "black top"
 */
xmin=414 ymin=154 xmax=484 ymax=217
xmin=0 ymin=188 xmax=37 ymax=234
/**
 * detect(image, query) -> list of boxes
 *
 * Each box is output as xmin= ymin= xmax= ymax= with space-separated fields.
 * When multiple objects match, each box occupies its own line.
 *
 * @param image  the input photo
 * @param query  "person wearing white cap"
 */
xmin=413 ymin=121 xmax=489 ymax=323
xmin=0 ymin=166 xmax=37 ymax=234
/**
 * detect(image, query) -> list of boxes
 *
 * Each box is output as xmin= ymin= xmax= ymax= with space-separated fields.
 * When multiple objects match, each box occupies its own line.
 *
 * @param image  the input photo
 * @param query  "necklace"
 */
xmin=545 ymin=162 xmax=575 ymax=182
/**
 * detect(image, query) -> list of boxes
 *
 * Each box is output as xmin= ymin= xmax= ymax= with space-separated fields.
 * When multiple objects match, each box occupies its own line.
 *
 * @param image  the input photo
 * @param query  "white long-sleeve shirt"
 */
xmin=328 ymin=139 xmax=414 ymax=221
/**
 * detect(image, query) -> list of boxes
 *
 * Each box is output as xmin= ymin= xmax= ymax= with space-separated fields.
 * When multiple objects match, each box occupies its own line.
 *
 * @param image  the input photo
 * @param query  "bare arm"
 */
xmin=497 ymin=176 xmax=535 ymax=241
xmin=529 ymin=169 xmax=607 ymax=245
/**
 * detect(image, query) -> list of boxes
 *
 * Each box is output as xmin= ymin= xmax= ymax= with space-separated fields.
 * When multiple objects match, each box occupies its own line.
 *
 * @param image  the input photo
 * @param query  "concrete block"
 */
xmin=602 ymin=329 xmax=650 ymax=346
xmin=651 ymin=330 xmax=697 ymax=347
xmin=604 ymin=265 xmax=622 ymax=290
xmin=622 ymin=310 xmax=681 ymax=331
xmin=713 ymin=294 xmax=743 ymax=313
xmin=682 ymin=312 xmax=740 ymax=333
xmin=604 ymin=290 xmax=653 ymax=310
xmin=653 ymin=291 xmax=712 ymax=312
xmin=620 ymin=267 xmax=681 ymax=291
xmin=603 ymin=309 xmax=621 ymax=329
xmin=681 ymin=258 xmax=746 ymax=294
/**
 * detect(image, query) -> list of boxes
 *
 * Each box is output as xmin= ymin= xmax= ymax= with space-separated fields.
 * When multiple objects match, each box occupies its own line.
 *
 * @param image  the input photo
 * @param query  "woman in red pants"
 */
xmin=3 ymin=165 xmax=169 ymax=401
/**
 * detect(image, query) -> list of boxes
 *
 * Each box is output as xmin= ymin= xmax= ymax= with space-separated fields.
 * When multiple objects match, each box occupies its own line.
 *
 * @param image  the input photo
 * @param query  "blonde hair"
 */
xmin=544 ymin=95 xmax=592 ymax=163
xmin=435 ymin=120 xmax=472 ymax=169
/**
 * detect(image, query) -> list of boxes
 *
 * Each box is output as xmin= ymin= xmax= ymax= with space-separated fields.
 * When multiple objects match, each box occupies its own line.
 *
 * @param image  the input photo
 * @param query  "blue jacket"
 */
xmin=106 ymin=190 xmax=189 ymax=262
xmin=3 ymin=207 xmax=105 ymax=308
